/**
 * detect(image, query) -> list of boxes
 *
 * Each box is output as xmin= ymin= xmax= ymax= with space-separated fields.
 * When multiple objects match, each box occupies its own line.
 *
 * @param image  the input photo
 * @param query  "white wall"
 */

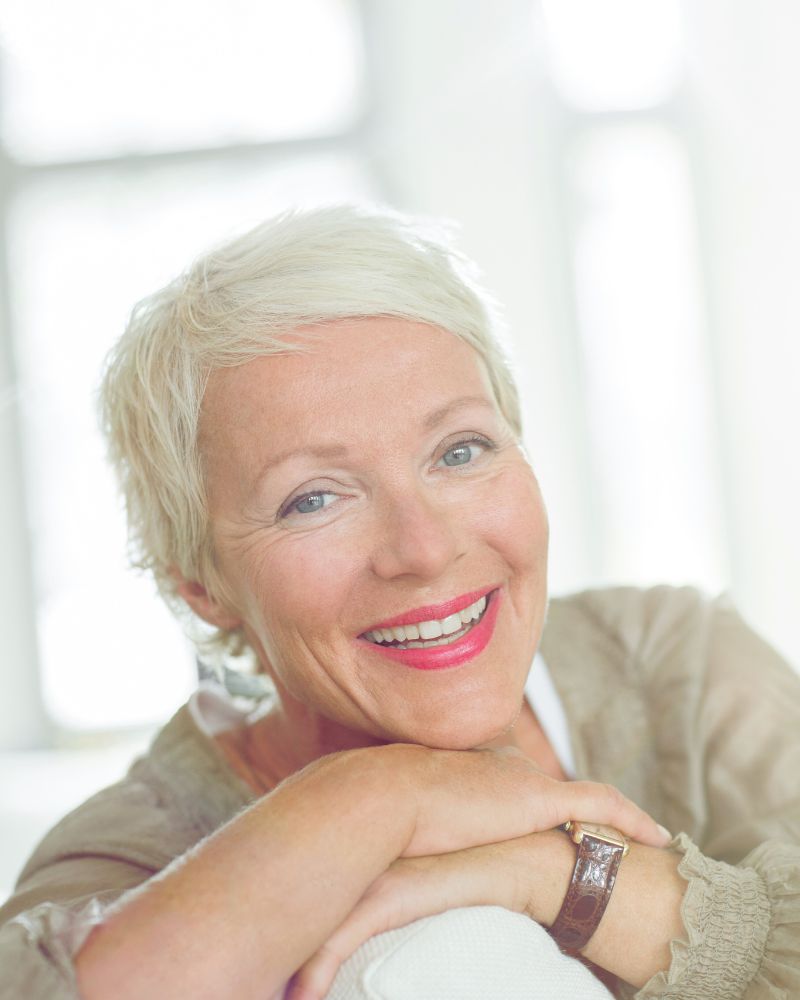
xmin=0 ymin=228 xmax=50 ymax=750
xmin=684 ymin=0 xmax=800 ymax=662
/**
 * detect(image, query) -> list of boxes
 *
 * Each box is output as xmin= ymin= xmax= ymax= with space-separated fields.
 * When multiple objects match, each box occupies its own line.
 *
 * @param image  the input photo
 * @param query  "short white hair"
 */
xmin=99 ymin=204 xmax=523 ymax=660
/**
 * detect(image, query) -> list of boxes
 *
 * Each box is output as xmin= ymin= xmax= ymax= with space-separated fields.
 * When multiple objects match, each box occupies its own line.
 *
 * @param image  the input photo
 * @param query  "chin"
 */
xmin=407 ymin=731 xmax=509 ymax=752
xmin=396 ymin=707 xmax=521 ymax=752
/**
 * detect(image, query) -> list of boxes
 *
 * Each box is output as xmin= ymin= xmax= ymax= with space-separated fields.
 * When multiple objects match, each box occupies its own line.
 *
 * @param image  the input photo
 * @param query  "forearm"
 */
xmin=524 ymin=829 xmax=686 ymax=988
xmin=75 ymin=747 xmax=415 ymax=1000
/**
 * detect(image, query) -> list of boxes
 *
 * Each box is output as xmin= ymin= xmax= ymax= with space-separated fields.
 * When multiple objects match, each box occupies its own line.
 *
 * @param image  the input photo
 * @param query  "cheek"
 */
xmin=241 ymin=530 xmax=363 ymax=646
xmin=468 ymin=465 xmax=549 ymax=569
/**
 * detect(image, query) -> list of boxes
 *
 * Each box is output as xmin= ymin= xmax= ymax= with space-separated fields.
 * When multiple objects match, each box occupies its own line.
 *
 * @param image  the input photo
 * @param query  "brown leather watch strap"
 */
xmin=548 ymin=823 xmax=627 ymax=954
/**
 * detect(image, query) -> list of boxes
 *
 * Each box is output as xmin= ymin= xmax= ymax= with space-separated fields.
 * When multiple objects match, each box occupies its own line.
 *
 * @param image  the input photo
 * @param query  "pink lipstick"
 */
xmin=363 ymin=586 xmax=495 ymax=631
xmin=359 ymin=588 xmax=502 ymax=671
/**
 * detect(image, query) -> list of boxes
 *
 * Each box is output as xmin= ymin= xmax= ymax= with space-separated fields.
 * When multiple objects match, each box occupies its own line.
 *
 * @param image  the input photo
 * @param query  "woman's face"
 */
xmin=198 ymin=318 xmax=549 ymax=750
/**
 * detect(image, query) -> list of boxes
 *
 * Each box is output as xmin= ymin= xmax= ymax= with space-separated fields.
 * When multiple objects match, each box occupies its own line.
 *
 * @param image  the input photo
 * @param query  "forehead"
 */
xmin=200 ymin=318 xmax=496 ymax=458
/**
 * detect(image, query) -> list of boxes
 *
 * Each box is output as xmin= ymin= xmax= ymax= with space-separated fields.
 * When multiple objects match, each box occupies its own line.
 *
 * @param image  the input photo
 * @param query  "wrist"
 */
xmin=519 ymin=828 xmax=576 ymax=925
xmin=582 ymin=841 xmax=685 ymax=983
xmin=522 ymin=826 xmax=686 ymax=987
xmin=548 ymin=822 xmax=630 ymax=955
xmin=363 ymin=743 xmax=429 ymax=854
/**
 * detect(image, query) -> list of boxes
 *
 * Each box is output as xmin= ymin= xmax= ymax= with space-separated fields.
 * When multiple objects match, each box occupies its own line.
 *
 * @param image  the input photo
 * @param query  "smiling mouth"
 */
xmin=361 ymin=592 xmax=492 ymax=650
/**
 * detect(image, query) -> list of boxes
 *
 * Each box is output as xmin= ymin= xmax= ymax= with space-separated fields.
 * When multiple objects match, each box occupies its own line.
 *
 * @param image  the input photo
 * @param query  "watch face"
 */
xmin=571 ymin=821 xmax=627 ymax=849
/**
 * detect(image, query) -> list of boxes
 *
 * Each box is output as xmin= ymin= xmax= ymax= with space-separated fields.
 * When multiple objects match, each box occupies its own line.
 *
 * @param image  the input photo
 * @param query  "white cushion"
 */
xmin=326 ymin=906 xmax=615 ymax=1000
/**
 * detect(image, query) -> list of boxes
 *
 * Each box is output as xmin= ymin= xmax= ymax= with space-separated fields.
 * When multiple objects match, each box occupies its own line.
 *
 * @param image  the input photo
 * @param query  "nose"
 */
xmin=369 ymin=485 xmax=465 ymax=582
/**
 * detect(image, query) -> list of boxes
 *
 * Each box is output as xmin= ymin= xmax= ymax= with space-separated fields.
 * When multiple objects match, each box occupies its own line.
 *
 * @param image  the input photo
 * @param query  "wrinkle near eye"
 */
xmin=214 ymin=513 xmax=281 ymax=561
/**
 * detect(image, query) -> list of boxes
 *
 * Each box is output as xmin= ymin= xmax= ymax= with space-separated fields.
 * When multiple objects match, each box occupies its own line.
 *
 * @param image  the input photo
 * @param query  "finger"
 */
xmin=289 ymin=853 xmax=499 ymax=1000
xmin=287 ymin=890 xmax=399 ymax=1000
xmin=405 ymin=750 xmax=565 ymax=855
xmin=553 ymin=781 xmax=672 ymax=847
xmin=285 ymin=940 xmax=353 ymax=1000
xmin=406 ymin=747 xmax=671 ymax=856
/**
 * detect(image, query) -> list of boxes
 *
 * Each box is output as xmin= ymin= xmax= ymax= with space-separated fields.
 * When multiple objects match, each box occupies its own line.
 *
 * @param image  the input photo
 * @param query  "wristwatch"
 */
xmin=548 ymin=821 xmax=630 ymax=954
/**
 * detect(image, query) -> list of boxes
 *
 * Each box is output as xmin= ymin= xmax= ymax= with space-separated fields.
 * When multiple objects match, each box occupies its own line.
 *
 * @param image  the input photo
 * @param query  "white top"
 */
xmin=523 ymin=653 xmax=576 ymax=778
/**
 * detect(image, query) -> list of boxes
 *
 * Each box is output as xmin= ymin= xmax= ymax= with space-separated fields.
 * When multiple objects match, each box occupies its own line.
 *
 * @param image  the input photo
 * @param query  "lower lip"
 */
xmin=359 ymin=589 xmax=502 ymax=670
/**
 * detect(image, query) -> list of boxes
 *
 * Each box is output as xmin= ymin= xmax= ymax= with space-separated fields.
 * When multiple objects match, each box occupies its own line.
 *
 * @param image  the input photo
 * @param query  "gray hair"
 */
xmin=99 ymin=204 xmax=523 ymax=661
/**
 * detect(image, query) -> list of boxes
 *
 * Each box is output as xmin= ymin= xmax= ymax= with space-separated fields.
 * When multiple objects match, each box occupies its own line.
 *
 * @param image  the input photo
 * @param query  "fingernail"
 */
xmin=285 ymin=989 xmax=316 ymax=1000
xmin=657 ymin=824 xmax=673 ymax=842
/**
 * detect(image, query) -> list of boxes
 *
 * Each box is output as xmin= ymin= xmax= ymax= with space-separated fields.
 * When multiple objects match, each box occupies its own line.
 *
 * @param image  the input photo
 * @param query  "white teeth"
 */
xmin=364 ymin=594 xmax=490 ymax=646
xmin=441 ymin=612 xmax=462 ymax=636
xmin=418 ymin=619 xmax=443 ymax=640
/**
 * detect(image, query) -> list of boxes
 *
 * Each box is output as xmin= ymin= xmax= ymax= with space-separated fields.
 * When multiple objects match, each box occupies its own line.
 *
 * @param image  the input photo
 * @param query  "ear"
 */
xmin=172 ymin=572 xmax=243 ymax=631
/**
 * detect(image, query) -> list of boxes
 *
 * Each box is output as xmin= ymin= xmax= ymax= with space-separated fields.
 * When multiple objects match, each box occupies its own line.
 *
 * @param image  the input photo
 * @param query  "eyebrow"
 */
xmin=421 ymin=394 xmax=496 ymax=431
xmin=259 ymin=394 xmax=497 ymax=480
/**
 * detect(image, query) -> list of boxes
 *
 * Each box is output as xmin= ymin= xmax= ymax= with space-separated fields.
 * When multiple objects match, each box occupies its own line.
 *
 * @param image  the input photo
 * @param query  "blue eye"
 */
xmin=440 ymin=437 xmax=491 ymax=468
xmin=284 ymin=491 xmax=336 ymax=517
xmin=443 ymin=445 xmax=473 ymax=466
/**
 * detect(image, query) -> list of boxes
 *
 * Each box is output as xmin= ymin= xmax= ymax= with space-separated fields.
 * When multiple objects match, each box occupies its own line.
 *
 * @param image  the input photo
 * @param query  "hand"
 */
xmin=286 ymin=834 xmax=539 ymax=1000
xmin=288 ymin=822 xmax=684 ymax=1000
xmin=395 ymin=744 xmax=671 ymax=856
xmin=283 ymin=746 xmax=674 ymax=999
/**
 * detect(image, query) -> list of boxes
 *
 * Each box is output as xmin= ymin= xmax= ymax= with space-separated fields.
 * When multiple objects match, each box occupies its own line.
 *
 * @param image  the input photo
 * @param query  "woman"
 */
xmin=1 ymin=205 xmax=798 ymax=1000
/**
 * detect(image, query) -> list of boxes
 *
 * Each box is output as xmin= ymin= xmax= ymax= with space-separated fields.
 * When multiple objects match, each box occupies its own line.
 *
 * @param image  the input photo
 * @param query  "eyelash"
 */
xmin=278 ymin=434 xmax=496 ymax=520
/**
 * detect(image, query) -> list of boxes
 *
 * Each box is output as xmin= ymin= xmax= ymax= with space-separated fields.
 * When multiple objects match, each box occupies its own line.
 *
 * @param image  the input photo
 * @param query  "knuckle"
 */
xmin=316 ymin=940 xmax=347 ymax=964
xmin=602 ymin=782 xmax=626 ymax=809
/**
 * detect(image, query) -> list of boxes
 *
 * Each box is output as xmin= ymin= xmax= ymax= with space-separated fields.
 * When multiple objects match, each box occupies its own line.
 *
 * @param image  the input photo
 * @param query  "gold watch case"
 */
xmin=563 ymin=820 xmax=631 ymax=857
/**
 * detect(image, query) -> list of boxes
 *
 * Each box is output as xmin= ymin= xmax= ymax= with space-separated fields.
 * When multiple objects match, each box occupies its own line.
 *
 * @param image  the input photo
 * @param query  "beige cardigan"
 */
xmin=1 ymin=584 xmax=798 ymax=999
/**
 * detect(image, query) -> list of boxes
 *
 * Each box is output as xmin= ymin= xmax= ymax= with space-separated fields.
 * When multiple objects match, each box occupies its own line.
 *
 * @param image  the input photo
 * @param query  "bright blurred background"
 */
xmin=1 ymin=0 xmax=799 ymax=894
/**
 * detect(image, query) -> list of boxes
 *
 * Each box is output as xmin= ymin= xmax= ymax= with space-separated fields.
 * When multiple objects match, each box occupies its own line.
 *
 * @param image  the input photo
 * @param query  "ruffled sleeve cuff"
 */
xmin=0 ymin=897 xmax=107 ymax=1000
xmin=622 ymin=833 xmax=800 ymax=1000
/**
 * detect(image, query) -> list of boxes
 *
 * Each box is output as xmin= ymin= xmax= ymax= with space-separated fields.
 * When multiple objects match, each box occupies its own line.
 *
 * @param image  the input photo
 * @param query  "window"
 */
xmin=539 ymin=0 xmax=729 ymax=594
xmin=0 ymin=0 xmax=376 ymax=734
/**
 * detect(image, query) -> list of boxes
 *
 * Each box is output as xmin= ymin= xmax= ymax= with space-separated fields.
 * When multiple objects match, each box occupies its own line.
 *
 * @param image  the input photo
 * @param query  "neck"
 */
xmin=250 ymin=700 xmax=383 ymax=779
xmin=241 ymin=687 xmax=566 ymax=788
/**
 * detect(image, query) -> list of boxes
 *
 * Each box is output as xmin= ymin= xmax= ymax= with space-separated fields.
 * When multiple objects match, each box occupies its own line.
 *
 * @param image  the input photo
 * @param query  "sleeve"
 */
xmin=623 ymin=591 xmax=800 ymax=1000
xmin=0 ymin=773 xmax=195 ymax=1000
xmin=0 ymin=857 xmax=156 ymax=1000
